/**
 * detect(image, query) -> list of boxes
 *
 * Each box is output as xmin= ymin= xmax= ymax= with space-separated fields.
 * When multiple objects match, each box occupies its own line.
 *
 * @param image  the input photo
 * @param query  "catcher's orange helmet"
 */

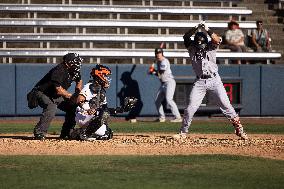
xmin=90 ymin=64 xmax=112 ymax=86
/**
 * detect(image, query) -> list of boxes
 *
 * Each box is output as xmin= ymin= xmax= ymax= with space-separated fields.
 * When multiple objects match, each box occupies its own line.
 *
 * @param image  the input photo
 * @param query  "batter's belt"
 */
xmin=197 ymin=73 xmax=216 ymax=79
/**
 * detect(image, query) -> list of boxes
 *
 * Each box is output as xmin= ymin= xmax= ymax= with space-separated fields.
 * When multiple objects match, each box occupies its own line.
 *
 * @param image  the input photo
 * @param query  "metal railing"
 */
xmin=0 ymin=48 xmax=280 ymax=64
xmin=0 ymin=19 xmax=257 ymax=35
xmin=0 ymin=4 xmax=251 ymax=21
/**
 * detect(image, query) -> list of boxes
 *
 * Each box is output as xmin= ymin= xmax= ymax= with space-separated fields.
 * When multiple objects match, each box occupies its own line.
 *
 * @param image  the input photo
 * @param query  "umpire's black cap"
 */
xmin=63 ymin=53 xmax=79 ymax=63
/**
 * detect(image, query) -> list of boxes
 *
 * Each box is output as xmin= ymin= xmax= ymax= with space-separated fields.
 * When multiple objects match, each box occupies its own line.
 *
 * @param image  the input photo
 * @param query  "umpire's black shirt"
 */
xmin=35 ymin=63 xmax=72 ymax=99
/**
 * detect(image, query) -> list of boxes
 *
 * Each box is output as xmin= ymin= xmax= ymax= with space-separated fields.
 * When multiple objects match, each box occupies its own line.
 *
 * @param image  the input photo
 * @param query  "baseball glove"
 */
xmin=123 ymin=97 xmax=138 ymax=112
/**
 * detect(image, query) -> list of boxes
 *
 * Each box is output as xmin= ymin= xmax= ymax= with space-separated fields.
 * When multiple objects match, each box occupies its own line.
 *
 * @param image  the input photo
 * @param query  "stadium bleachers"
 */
xmin=0 ymin=0 xmax=281 ymax=64
xmin=279 ymin=0 xmax=284 ymax=9
xmin=0 ymin=4 xmax=252 ymax=21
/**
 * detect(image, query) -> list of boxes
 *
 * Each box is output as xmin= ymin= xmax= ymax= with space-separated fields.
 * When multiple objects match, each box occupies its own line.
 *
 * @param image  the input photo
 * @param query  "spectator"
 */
xmin=224 ymin=20 xmax=248 ymax=64
xmin=251 ymin=20 xmax=272 ymax=52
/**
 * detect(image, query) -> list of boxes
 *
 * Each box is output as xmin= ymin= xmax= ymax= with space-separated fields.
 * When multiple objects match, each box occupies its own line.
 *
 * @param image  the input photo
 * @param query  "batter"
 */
xmin=174 ymin=21 xmax=248 ymax=140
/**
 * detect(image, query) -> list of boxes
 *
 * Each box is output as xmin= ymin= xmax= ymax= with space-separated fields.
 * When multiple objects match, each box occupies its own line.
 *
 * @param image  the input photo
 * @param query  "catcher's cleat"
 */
xmin=235 ymin=126 xmax=248 ymax=140
xmin=79 ymin=130 xmax=88 ymax=141
xmin=170 ymin=117 xmax=182 ymax=123
xmin=34 ymin=133 xmax=46 ymax=140
xmin=172 ymin=132 xmax=187 ymax=140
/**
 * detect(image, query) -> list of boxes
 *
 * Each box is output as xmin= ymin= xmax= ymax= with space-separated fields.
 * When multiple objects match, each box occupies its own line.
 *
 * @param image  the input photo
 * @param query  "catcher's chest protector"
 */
xmin=89 ymin=85 xmax=106 ymax=109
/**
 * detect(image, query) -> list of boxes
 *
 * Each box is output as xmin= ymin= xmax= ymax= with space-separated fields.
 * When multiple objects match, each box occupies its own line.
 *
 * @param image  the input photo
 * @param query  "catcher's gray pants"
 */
xmin=180 ymin=74 xmax=237 ymax=133
xmin=155 ymin=79 xmax=181 ymax=119
xmin=33 ymin=90 xmax=76 ymax=136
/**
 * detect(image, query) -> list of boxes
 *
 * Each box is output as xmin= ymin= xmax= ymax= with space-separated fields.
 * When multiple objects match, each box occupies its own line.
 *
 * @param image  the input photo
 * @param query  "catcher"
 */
xmin=70 ymin=64 xmax=137 ymax=141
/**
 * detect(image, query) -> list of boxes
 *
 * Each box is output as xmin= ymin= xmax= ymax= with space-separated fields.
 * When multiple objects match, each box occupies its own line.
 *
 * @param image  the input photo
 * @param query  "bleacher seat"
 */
xmin=0 ymin=4 xmax=252 ymax=21
xmin=0 ymin=0 xmax=281 ymax=64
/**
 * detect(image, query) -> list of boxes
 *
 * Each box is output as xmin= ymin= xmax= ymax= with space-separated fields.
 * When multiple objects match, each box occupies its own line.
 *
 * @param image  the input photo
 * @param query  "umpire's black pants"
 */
xmin=33 ymin=90 xmax=76 ymax=137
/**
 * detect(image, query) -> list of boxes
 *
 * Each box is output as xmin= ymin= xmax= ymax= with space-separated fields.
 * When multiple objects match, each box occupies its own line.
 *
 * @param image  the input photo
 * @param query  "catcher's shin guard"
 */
xmin=230 ymin=117 xmax=248 ymax=140
xmin=92 ymin=127 xmax=113 ymax=140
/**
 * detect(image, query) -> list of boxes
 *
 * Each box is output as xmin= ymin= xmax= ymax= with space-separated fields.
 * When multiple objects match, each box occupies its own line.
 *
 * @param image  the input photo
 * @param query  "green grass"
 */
xmin=0 ymin=120 xmax=283 ymax=134
xmin=0 ymin=155 xmax=283 ymax=189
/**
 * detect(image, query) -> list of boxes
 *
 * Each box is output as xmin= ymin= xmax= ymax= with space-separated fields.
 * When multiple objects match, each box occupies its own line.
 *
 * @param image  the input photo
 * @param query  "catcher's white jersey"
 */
xmin=75 ymin=83 xmax=107 ymax=127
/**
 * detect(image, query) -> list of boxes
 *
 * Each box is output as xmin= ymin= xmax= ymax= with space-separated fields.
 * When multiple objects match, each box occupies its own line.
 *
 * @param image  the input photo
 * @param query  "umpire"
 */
xmin=27 ymin=53 xmax=83 ymax=140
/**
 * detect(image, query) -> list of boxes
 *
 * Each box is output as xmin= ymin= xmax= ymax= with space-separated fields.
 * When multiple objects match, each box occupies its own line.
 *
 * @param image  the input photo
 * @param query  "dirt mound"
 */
xmin=0 ymin=133 xmax=283 ymax=160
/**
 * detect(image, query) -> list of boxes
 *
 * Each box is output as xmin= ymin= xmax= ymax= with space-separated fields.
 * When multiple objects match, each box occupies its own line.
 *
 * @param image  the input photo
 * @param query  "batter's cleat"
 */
xmin=158 ymin=117 xmax=166 ymax=122
xmin=129 ymin=119 xmax=137 ymax=123
xmin=172 ymin=132 xmax=187 ymax=140
xmin=235 ymin=126 xmax=248 ymax=140
xmin=34 ymin=133 xmax=46 ymax=140
xmin=170 ymin=118 xmax=182 ymax=123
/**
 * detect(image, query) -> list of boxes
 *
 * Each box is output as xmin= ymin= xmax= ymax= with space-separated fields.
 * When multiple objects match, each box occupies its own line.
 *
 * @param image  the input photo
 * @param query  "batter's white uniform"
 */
xmin=75 ymin=83 xmax=107 ymax=136
xmin=180 ymin=41 xmax=238 ymax=133
xmin=155 ymin=58 xmax=181 ymax=119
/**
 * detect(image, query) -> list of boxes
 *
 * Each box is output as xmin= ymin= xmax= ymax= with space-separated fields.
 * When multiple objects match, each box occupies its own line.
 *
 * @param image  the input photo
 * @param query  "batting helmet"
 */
xmin=194 ymin=32 xmax=208 ymax=50
xmin=90 ymin=64 xmax=112 ymax=87
xmin=154 ymin=48 xmax=164 ymax=55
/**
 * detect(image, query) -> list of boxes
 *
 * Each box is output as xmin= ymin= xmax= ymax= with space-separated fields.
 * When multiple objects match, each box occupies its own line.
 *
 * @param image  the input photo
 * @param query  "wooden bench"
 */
xmin=0 ymin=4 xmax=252 ymax=21
xmin=0 ymin=48 xmax=280 ymax=64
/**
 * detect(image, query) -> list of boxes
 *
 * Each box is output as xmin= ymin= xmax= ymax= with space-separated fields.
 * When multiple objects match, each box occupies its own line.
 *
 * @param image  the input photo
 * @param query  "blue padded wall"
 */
xmin=1 ymin=64 xmax=284 ymax=117
xmin=240 ymin=65 xmax=261 ymax=116
xmin=261 ymin=65 xmax=284 ymax=116
xmin=16 ymin=64 xmax=55 ymax=115
xmin=117 ymin=64 xmax=160 ymax=116
xmin=0 ymin=64 xmax=16 ymax=115
xmin=218 ymin=65 xmax=240 ymax=77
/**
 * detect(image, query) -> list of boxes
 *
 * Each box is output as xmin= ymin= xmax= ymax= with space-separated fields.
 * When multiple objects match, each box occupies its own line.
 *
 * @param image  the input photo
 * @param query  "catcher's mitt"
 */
xmin=123 ymin=97 xmax=138 ymax=112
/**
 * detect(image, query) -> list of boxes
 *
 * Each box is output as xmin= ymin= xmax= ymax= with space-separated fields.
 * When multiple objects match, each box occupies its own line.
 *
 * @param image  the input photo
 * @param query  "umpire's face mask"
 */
xmin=68 ymin=57 xmax=82 ymax=73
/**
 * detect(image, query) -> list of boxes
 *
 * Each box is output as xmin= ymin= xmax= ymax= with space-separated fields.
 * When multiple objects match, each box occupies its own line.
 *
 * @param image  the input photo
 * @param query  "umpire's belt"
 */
xmin=197 ymin=73 xmax=216 ymax=79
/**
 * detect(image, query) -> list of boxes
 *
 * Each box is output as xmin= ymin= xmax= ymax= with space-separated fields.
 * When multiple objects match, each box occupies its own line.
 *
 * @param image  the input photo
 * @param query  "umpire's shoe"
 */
xmin=34 ymin=133 xmax=46 ymax=140
xmin=59 ymin=133 xmax=70 ymax=140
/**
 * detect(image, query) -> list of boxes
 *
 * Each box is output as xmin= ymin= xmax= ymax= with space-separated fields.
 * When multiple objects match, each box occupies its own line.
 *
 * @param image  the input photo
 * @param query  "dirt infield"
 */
xmin=0 ymin=133 xmax=283 ymax=160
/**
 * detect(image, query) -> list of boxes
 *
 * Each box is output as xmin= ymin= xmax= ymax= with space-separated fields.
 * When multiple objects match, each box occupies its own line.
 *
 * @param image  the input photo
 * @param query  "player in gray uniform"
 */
xmin=173 ymin=21 xmax=248 ymax=139
xmin=149 ymin=48 xmax=182 ymax=122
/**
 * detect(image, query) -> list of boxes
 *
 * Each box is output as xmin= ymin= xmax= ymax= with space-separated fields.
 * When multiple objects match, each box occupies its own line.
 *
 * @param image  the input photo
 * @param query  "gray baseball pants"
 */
xmin=33 ymin=90 xmax=76 ymax=136
xmin=155 ymin=79 xmax=181 ymax=119
xmin=181 ymin=74 xmax=237 ymax=133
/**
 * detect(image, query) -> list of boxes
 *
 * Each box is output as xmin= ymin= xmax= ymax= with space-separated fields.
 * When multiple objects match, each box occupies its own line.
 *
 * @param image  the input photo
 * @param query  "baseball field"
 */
xmin=0 ymin=117 xmax=283 ymax=189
